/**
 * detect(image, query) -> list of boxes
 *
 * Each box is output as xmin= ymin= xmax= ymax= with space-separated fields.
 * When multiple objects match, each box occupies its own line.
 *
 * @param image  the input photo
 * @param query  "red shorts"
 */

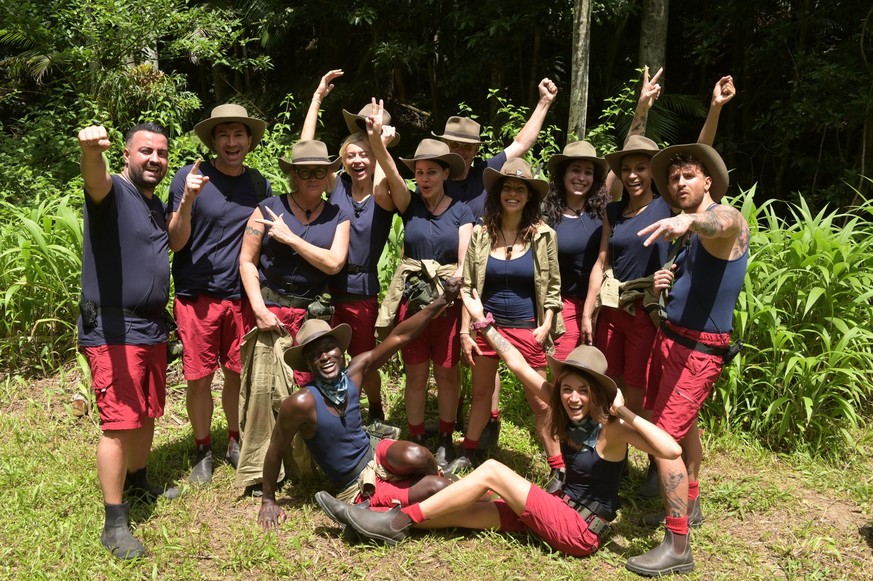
xmin=645 ymin=322 xmax=729 ymax=441
xmin=363 ymin=439 xmax=414 ymax=508
xmin=83 ymin=344 xmax=166 ymax=431
xmin=493 ymin=484 xmax=601 ymax=557
xmin=242 ymin=301 xmax=311 ymax=386
xmin=175 ymin=294 xmax=244 ymax=380
xmin=331 ymin=296 xmax=378 ymax=357
xmin=397 ymin=300 xmax=461 ymax=368
xmin=553 ymin=296 xmax=584 ymax=362
xmin=595 ymin=300 xmax=657 ymax=390
xmin=475 ymin=324 xmax=547 ymax=368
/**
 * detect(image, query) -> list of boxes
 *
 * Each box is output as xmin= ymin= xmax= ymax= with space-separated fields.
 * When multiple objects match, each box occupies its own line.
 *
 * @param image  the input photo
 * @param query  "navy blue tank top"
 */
xmin=561 ymin=439 xmax=626 ymax=517
xmin=554 ymin=214 xmax=602 ymax=299
xmin=666 ymin=230 xmax=748 ymax=333
xmin=608 ymin=196 xmax=672 ymax=281
xmin=482 ymin=248 xmax=536 ymax=320
xmin=304 ymin=378 xmax=371 ymax=487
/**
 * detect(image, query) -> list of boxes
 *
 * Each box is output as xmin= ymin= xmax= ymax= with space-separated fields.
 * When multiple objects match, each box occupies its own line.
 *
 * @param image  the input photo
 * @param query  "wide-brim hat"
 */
xmin=342 ymin=104 xmax=400 ymax=147
xmin=278 ymin=140 xmax=343 ymax=175
xmin=283 ymin=320 xmax=352 ymax=372
xmin=651 ymin=143 xmax=730 ymax=203
xmin=483 ymin=158 xmax=550 ymax=203
xmin=399 ymin=139 xmax=465 ymax=179
xmin=431 ymin=116 xmax=482 ymax=144
xmin=547 ymin=140 xmax=609 ymax=177
xmin=547 ymin=345 xmax=617 ymax=400
xmin=194 ymin=104 xmax=266 ymax=152
xmin=604 ymin=135 xmax=661 ymax=176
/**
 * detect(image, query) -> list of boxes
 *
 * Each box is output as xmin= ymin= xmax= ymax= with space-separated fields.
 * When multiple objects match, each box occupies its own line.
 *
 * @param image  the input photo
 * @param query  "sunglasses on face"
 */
xmin=295 ymin=167 xmax=329 ymax=180
xmin=446 ymin=141 xmax=478 ymax=152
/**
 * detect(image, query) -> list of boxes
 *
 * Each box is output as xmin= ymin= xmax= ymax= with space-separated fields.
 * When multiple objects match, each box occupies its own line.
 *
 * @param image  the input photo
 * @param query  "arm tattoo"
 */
xmin=630 ymin=113 xmax=648 ymax=135
xmin=690 ymin=206 xmax=740 ymax=239
xmin=484 ymin=325 xmax=512 ymax=355
xmin=730 ymin=224 xmax=751 ymax=260
xmin=245 ymin=225 xmax=261 ymax=237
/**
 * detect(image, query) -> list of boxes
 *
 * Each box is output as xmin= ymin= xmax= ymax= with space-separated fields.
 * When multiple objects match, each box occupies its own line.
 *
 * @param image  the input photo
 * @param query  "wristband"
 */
xmin=312 ymin=97 xmax=322 ymax=105
xmin=470 ymin=312 xmax=494 ymax=332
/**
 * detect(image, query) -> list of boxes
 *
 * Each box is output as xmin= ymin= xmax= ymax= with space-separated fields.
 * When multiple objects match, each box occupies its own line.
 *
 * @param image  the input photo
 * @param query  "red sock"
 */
xmin=400 ymin=503 xmax=426 ymax=524
xmin=666 ymin=516 xmax=689 ymax=535
xmin=195 ymin=435 xmax=212 ymax=447
xmin=490 ymin=409 xmax=500 ymax=420
xmin=547 ymin=455 xmax=565 ymax=470
xmin=687 ymin=481 xmax=699 ymax=500
xmin=463 ymin=437 xmax=479 ymax=451
xmin=408 ymin=422 xmax=426 ymax=437
xmin=438 ymin=420 xmax=455 ymax=436
xmin=228 ymin=430 xmax=240 ymax=442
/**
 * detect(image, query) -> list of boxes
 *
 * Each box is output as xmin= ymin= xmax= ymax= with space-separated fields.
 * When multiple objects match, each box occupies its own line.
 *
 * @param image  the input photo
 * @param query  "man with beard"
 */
xmin=625 ymin=144 xmax=749 ymax=576
xmin=167 ymin=105 xmax=270 ymax=485
xmin=77 ymin=123 xmax=178 ymax=559
xmin=257 ymin=279 xmax=462 ymax=532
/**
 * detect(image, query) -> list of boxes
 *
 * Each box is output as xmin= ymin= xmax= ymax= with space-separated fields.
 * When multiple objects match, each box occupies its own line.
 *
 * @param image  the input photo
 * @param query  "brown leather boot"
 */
xmin=625 ymin=529 xmax=694 ymax=576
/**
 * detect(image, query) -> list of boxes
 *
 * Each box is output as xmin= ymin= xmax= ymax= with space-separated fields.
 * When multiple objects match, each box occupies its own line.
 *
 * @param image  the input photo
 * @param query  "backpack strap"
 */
xmin=247 ymin=167 xmax=269 ymax=201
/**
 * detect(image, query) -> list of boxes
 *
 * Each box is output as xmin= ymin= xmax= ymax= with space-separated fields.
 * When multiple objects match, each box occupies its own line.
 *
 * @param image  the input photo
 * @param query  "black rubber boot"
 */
xmin=189 ymin=444 xmax=214 ymax=485
xmin=642 ymin=497 xmax=703 ymax=528
xmin=225 ymin=438 xmax=240 ymax=469
xmin=434 ymin=433 xmax=456 ymax=468
xmin=625 ymin=529 xmax=694 ymax=576
xmin=125 ymin=467 xmax=180 ymax=501
xmin=444 ymin=448 xmax=480 ymax=475
xmin=545 ymin=467 xmax=566 ymax=494
xmin=346 ymin=505 xmax=412 ymax=546
xmin=477 ymin=417 xmax=501 ymax=452
xmin=101 ymin=502 xmax=146 ymax=559
xmin=637 ymin=459 xmax=661 ymax=499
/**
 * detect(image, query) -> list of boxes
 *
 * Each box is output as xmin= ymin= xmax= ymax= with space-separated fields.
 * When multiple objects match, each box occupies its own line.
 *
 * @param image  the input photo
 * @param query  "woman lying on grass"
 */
xmin=315 ymin=289 xmax=681 ymax=557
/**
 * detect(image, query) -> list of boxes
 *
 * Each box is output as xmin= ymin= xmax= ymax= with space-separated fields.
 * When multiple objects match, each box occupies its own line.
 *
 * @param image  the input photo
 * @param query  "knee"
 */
xmin=390 ymin=442 xmax=438 ymax=476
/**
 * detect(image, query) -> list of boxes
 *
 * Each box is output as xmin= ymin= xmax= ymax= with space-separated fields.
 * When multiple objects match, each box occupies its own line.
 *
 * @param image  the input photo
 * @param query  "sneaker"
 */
xmin=365 ymin=420 xmax=402 ymax=441
xmin=225 ymin=438 xmax=240 ymax=469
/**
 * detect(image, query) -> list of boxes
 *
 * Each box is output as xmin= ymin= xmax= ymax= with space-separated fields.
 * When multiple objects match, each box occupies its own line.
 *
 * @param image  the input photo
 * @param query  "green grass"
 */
xmin=2 ymin=366 xmax=872 ymax=580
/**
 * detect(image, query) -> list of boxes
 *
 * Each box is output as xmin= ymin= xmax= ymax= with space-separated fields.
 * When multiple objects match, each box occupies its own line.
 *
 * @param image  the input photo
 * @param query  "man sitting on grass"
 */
xmin=257 ymin=279 xmax=462 ymax=531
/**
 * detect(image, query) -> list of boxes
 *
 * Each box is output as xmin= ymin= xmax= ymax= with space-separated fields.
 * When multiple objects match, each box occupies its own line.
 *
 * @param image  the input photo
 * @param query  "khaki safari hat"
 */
xmin=547 ymin=140 xmax=609 ymax=177
xmin=399 ymin=139 xmax=465 ymax=179
xmin=547 ymin=345 xmax=617 ymax=400
xmin=651 ymin=143 xmax=730 ymax=203
xmin=278 ymin=140 xmax=343 ymax=175
xmin=194 ymin=104 xmax=266 ymax=152
xmin=432 ymin=116 xmax=482 ymax=144
xmin=283 ymin=319 xmax=352 ymax=372
xmin=342 ymin=104 xmax=400 ymax=147
xmin=483 ymin=158 xmax=550 ymax=203
xmin=604 ymin=135 xmax=661 ymax=177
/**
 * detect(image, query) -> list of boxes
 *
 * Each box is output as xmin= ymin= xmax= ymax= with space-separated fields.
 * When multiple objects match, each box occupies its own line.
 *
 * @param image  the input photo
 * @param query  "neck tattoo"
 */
xmin=290 ymin=193 xmax=323 ymax=222
xmin=501 ymin=229 xmax=521 ymax=259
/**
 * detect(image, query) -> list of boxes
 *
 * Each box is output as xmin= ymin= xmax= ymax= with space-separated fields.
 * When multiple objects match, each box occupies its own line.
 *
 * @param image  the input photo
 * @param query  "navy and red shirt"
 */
xmin=78 ymin=175 xmax=169 ymax=346
xmin=328 ymin=173 xmax=394 ymax=296
xmin=554 ymin=213 xmax=603 ymax=300
xmin=607 ymin=196 xmax=672 ymax=281
xmin=168 ymin=161 xmax=271 ymax=299
xmin=401 ymin=193 xmax=474 ymax=264
xmin=258 ymin=195 xmax=350 ymax=300
xmin=443 ymin=151 xmax=507 ymax=221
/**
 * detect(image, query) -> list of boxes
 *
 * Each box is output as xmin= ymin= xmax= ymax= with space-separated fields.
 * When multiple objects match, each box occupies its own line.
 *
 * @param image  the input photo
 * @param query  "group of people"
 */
xmin=77 ymin=66 xmax=748 ymax=577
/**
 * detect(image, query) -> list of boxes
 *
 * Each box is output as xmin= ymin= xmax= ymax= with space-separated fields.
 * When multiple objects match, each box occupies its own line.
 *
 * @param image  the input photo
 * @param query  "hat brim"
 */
xmin=279 ymin=157 xmax=343 ymax=175
xmin=650 ymin=144 xmax=729 ymax=204
xmin=431 ymin=131 xmax=481 ymax=144
xmin=547 ymin=154 xmax=609 ymax=178
xmin=604 ymin=145 xmax=661 ymax=178
xmin=546 ymin=353 xmax=617 ymax=400
xmin=482 ymin=167 xmax=550 ymax=203
xmin=399 ymin=152 xmax=466 ymax=179
xmin=283 ymin=323 xmax=352 ymax=372
xmin=194 ymin=117 xmax=266 ymax=153
xmin=342 ymin=109 xmax=400 ymax=147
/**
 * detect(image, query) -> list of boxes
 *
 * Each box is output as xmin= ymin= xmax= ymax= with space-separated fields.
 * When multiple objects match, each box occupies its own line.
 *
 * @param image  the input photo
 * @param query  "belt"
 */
xmin=260 ymin=286 xmax=310 ymax=309
xmin=345 ymin=263 xmax=376 ymax=275
xmin=563 ymin=495 xmax=613 ymax=537
xmin=492 ymin=316 xmax=537 ymax=329
xmin=660 ymin=323 xmax=729 ymax=357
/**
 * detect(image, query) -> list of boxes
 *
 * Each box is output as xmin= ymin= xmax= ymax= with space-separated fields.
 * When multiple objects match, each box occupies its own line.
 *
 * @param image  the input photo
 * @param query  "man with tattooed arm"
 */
xmin=625 ymin=144 xmax=749 ymax=577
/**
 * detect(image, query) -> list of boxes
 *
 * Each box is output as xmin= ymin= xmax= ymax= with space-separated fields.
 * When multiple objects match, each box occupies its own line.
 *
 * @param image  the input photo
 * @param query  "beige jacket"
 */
xmin=375 ymin=257 xmax=458 ymax=339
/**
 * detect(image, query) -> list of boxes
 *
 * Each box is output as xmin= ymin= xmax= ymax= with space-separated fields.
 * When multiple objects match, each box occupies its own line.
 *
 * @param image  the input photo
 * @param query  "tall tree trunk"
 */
xmin=639 ymin=0 xmax=669 ymax=84
xmin=568 ymin=0 xmax=593 ymax=140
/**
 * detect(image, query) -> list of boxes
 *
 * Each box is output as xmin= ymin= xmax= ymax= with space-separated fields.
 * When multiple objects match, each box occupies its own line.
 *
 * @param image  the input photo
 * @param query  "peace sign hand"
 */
xmin=639 ymin=65 xmax=664 ymax=111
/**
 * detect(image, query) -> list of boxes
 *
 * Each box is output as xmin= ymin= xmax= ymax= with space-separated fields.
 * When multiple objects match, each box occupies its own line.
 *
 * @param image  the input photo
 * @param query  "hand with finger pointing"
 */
xmin=181 ymin=159 xmax=210 ymax=206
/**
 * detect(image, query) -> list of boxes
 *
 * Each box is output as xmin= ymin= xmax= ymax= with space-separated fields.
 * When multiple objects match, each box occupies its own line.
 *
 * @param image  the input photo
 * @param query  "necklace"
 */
xmin=289 ymin=193 xmax=323 ymax=222
xmin=501 ymin=229 xmax=521 ymax=259
xmin=565 ymin=204 xmax=584 ymax=217
xmin=424 ymin=193 xmax=445 ymax=218
xmin=622 ymin=200 xmax=651 ymax=217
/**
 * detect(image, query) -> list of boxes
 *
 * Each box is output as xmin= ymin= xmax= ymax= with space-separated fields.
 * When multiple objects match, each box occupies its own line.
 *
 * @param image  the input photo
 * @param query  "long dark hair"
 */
xmin=548 ymin=367 xmax=612 ymax=444
xmin=482 ymin=177 xmax=541 ymax=246
xmin=542 ymin=160 xmax=609 ymax=226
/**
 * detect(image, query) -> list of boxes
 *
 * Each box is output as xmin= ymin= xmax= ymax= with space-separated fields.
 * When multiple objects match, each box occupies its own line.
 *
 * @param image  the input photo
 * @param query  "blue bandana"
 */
xmin=566 ymin=416 xmax=602 ymax=450
xmin=313 ymin=371 xmax=350 ymax=406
